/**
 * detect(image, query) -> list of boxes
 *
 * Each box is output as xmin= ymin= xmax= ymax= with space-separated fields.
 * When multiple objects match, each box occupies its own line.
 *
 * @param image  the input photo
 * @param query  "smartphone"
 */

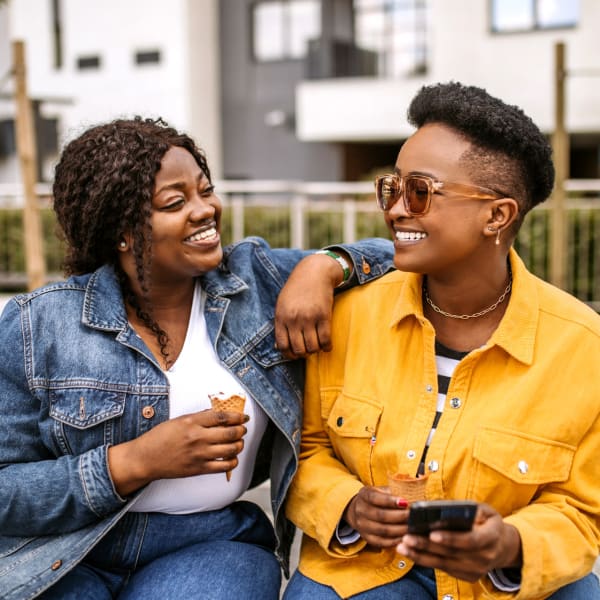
xmin=407 ymin=500 xmax=478 ymax=535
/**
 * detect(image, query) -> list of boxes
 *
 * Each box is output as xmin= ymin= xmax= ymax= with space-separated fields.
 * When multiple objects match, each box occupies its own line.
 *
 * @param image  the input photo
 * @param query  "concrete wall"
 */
xmin=296 ymin=0 xmax=600 ymax=141
xmin=218 ymin=0 xmax=342 ymax=180
xmin=1 ymin=0 xmax=222 ymax=179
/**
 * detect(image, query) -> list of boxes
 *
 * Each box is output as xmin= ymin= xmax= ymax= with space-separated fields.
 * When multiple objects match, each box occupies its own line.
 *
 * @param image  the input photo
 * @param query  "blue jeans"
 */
xmin=38 ymin=501 xmax=281 ymax=599
xmin=283 ymin=568 xmax=600 ymax=599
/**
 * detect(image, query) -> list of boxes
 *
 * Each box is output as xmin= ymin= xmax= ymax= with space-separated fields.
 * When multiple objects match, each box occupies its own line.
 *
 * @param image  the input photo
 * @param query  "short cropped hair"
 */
xmin=407 ymin=82 xmax=555 ymax=226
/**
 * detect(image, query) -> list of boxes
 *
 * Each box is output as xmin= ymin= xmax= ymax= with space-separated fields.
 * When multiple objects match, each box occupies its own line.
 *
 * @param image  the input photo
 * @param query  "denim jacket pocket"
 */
xmin=49 ymin=388 xmax=126 ymax=429
xmin=326 ymin=393 xmax=382 ymax=484
xmin=48 ymin=388 xmax=127 ymax=454
xmin=469 ymin=427 xmax=576 ymax=511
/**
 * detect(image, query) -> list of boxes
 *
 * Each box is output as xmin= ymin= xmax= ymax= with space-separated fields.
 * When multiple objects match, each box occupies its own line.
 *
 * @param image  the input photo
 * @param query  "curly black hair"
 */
xmin=407 ymin=82 xmax=555 ymax=228
xmin=52 ymin=117 xmax=211 ymax=366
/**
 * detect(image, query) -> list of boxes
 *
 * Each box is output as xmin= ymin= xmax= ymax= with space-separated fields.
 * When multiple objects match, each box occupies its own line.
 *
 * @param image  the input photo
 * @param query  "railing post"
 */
xmin=342 ymin=198 xmax=356 ymax=243
xmin=291 ymin=194 xmax=306 ymax=249
xmin=231 ymin=195 xmax=245 ymax=242
xmin=551 ymin=41 xmax=568 ymax=290
xmin=13 ymin=40 xmax=46 ymax=291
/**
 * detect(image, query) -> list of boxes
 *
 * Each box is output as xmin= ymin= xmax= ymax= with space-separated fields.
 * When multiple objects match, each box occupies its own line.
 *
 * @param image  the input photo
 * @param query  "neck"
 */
xmin=422 ymin=258 xmax=512 ymax=350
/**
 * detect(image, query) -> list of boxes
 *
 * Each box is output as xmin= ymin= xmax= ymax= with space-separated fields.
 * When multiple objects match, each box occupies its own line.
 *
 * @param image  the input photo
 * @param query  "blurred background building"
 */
xmin=0 ymin=0 xmax=599 ymax=184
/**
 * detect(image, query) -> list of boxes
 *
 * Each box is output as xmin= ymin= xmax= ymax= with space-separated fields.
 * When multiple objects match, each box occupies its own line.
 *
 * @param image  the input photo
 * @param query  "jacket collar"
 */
xmin=390 ymin=248 xmax=539 ymax=365
xmin=82 ymin=265 xmax=129 ymax=331
xmin=82 ymin=264 xmax=249 ymax=331
xmin=201 ymin=265 xmax=249 ymax=297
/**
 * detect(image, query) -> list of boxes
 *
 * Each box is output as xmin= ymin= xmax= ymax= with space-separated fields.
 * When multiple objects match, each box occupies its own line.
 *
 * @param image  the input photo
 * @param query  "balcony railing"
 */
xmin=1 ymin=180 xmax=600 ymax=310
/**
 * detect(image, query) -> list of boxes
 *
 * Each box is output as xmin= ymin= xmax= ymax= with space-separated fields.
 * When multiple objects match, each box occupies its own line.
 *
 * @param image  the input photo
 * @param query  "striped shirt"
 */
xmin=417 ymin=340 xmax=467 ymax=476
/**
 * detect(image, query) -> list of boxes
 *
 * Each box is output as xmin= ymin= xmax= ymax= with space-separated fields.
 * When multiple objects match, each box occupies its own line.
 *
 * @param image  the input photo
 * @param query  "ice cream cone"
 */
xmin=387 ymin=472 xmax=428 ymax=504
xmin=208 ymin=392 xmax=246 ymax=482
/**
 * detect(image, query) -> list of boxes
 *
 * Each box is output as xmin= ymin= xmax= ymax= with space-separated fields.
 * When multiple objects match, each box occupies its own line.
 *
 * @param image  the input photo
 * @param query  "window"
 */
xmin=491 ymin=0 xmax=579 ymax=33
xmin=135 ymin=50 xmax=161 ymax=65
xmin=76 ymin=55 xmax=101 ymax=70
xmin=252 ymin=0 xmax=321 ymax=62
xmin=354 ymin=0 xmax=428 ymax=78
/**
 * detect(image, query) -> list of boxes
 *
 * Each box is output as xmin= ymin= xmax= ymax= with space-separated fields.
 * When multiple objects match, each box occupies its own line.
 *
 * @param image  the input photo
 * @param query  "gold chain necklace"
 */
xmin=423 ymin=273 xmax=512 ymax=320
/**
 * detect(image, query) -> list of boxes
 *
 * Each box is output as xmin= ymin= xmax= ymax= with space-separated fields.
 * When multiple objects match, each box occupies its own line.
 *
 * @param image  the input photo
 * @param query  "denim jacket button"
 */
xmin=142 ymin=406 xmax=155 ymax=419
xmin=51 ymin=559 xmax=62 ymax=570
xmin=361 ymin=258 xmax=371 ymax=274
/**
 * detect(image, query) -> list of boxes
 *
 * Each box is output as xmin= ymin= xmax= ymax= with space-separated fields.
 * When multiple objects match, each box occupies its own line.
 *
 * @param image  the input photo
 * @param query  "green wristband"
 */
xmin=316 ymin=249 xmax=351 ymax=284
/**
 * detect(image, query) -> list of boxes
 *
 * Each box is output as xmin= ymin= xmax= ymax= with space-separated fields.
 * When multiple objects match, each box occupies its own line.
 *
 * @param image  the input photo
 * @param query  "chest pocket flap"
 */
xmin=473 ymin=427 xmax=576 ymax=485
xmin=49 ymin=388 xmax=126 ymax=429
xmin=326 ymin=394 xmax=382 ymax=438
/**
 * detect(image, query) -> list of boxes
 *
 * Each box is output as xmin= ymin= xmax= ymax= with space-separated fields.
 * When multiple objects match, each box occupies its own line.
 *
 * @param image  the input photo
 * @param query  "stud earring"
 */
xmin=119 ymin=240 xmax=127 ymax=249
xmin=495 ymin=229 xmax=501 ymax=246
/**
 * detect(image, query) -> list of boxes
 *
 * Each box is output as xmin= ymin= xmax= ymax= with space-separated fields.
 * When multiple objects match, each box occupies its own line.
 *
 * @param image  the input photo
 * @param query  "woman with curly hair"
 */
xmin=284 ymin=83 xmax=600 ymax=599
xmin=0 ymin=117 xmax=392 ymax=599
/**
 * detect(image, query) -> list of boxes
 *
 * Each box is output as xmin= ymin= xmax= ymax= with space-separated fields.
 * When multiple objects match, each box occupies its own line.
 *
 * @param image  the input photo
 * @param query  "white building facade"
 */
xmin=0 ymin=0 xmax=222 ymax=182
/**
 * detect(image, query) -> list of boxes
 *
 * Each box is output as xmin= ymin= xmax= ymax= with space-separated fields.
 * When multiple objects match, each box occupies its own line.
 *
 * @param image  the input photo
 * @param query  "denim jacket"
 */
xmin=0 ymin=236 xmax=393 ymax=600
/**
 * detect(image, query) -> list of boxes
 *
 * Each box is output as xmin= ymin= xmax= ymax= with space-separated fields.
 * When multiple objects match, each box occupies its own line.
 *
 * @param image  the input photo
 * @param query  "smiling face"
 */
xmin=135 ymin=145 xmax=223 ymax=285
xmin=385 ymin=123 xmax=500 ymax=278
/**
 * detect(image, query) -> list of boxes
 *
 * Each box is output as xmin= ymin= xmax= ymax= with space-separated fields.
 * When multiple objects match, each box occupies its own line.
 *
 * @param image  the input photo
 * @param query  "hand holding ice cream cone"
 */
xmin=208 ymin=392 xmax=247 ymax=481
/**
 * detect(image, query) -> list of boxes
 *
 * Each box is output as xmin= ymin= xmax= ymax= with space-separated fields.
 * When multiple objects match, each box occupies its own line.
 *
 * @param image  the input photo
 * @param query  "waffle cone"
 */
xmin=208 ymin=393 xmax=246 ymax=482
xmin=209 ymin=393 xmax=246 ymax=413
xmin=387 ymin=472 xmax=428 ymax=503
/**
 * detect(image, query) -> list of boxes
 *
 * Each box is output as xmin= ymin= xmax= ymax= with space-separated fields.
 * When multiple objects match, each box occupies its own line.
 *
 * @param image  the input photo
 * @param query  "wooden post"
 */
xmin=550 ymin=41 xmax=568 ymax=290
xmin=13 ymin=40 xmax=46 ymax=291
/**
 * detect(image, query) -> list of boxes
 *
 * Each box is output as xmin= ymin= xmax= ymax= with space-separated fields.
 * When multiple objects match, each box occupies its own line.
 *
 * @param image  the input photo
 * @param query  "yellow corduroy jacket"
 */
xmin=285 ymin=250 xmax=600 ymax=600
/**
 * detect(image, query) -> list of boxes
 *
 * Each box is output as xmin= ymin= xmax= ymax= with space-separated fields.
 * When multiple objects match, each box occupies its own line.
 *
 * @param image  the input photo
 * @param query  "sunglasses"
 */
xmin=374 ymin=173 xmax=504 ymax=216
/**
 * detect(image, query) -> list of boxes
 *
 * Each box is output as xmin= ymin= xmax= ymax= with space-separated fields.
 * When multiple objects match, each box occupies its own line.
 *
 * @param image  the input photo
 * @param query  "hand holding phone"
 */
xmin=407 ymin=500 xmax=478 ymax=535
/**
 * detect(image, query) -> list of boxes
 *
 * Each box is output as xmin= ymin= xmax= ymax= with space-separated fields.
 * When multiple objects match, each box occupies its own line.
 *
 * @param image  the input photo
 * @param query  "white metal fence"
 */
xmin=1 ymin=180 xmax=600 ymax=308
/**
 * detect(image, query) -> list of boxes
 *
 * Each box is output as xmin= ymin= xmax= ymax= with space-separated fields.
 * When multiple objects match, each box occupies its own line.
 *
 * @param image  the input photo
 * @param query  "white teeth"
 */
xmin=395 ymin=231 xmax=427 ymax=241
xmin=187 ymin=227 xmax=217 ymax=242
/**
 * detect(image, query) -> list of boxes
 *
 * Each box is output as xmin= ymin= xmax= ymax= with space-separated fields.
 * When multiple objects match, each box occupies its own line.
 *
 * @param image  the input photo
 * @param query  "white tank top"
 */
xmin=131 ymin=282 xmax=268 ymax=513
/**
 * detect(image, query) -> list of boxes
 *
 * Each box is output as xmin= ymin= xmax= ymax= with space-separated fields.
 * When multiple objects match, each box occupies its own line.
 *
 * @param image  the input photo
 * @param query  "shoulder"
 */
xmin=533 ymin=274 xmax=600 ymax=337
xmin=12 ymin=274 xmax=90 ymax=309
xmin=529 ymin=274 xmax=600 ymax=336
xmin=223 ymin=236 xmax=272 ymax=259
xmin=332 ymin=270 xmax=406 ymax=324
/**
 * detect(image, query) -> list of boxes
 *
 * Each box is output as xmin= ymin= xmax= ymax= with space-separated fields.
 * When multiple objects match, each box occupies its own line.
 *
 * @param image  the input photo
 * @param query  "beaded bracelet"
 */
xmin=315 ymin=249 xmax=351 ymax=285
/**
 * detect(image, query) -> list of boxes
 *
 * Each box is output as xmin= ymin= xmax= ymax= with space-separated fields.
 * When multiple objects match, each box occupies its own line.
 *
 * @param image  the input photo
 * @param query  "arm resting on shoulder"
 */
xmin=275 ymin=238 xmax=394 ymax=358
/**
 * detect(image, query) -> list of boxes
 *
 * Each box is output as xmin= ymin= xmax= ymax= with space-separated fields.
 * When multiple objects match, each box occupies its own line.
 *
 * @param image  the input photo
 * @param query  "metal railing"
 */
xmin=1 ymin=180 xmax=600 ymax=309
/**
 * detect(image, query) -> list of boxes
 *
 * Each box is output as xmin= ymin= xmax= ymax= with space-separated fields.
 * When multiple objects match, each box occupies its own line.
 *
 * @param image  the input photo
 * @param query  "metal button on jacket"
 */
xmin=428 ymin=460 xmax=439 ymax=472
xmin=51 ymin=560 xmax=62 ymax=571
xmin=336 ymin=416 xmax=343 ymax=427
xmin=406 ymin=450 xmax=416 ymax=460
xmin=450 ymin=397 xmax=461 ymax=409
xmin=518 ymin=460 xmax=529 ymax=474
xmin=142 ymin=406 xmax=155 ymax=419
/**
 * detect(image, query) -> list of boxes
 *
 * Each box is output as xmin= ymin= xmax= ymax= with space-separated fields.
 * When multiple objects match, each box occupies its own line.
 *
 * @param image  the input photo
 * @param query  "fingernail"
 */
xmin=243 ymin=414 xmax=250 ymax=423
xmin=396 ymin=498 xmax=408 ymax=509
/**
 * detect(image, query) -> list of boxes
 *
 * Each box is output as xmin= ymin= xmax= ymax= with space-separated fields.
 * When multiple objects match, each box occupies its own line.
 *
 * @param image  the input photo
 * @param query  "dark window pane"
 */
xmin=76 ymin=55 xmax=101 ymax=70
xmin=135 ymin=50 xmax=161 ymax=65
